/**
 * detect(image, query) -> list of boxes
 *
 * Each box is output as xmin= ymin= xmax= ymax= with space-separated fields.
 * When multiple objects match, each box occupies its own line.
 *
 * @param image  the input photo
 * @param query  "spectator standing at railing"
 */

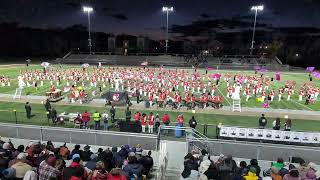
xmin=44 ymin=99 xmax=51 ymax=112
xmin=273 ymin=118 xmax=281 ymax=130
xmin=50 ymin=108 xmax=57 ymax=124
xmin=82 ymin=111 xmax=90 ymax=129
xmin=125 ymin=107 xmax=131 ymax=122
xmin=154 ymin=114 xmax=161 ymax=133
xmin=284 ymin=116 xmax=292 ymax=131
xmin=162 ymin=113 xmax=170 ymax=135
xmin=93 ymin=111 xmax=101 ymax=130
xmin=110 ymin=106 xmax=116 ymax=123
xmin=189 ymin=116 xmax=197 ymax=129
xmin=177 ymin=114 xmax=184 ymax=127
xmin=102 ymin=111 xmax=109 ymax=131
xmin=258 ymin=114 xmax=267 ymax=129
xmin=25 ymin=102 xmax=32 ymax=119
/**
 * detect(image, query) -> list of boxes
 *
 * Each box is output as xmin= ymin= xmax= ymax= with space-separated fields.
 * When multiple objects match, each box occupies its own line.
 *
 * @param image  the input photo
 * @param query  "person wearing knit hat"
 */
xmin=2 ymin=142 xmax=10 ymax=150
xmin=11 ymin=153 xmax=32 ymax=179
xmin=2 ymin=167 xmax=16 ymax=178
xmin=72 ymin=153 xmax=81 ymax=160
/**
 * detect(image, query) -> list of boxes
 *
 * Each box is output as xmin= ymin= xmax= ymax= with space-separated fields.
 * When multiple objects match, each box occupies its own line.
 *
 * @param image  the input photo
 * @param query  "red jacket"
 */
xmin=162 ymin=114 xmax=170 ymax=124
xmin=82 ymin=112 xmax=90 ymax=122
xmin=177 ymin=115 xmax=184 ymax=125
xmin=141 ymin=116 xmax=146 ymax=125
xmin=148 ymin=115 xmax=154 ymax=125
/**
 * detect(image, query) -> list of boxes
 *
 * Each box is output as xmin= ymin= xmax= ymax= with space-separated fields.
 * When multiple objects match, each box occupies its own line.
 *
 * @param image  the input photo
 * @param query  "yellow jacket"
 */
xmin=244 ymin=172 xmax=258 ymax=180
xmin=93 ymin=112 xmax=101 ymax=121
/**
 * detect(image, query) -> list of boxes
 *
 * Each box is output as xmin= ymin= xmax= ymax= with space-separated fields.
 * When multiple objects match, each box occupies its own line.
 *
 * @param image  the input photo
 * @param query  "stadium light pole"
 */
xmin=250 ymin=5 xmax=263 ymax=55
xmin=162 ymin=6 xmax=173 ymax=55
xmin=83 ymin=6 xmax=93 ymax=55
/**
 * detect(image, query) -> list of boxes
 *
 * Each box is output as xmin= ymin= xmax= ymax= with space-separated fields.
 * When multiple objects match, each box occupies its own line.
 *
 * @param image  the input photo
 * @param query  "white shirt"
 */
xmin=102 ymin=113 xmax=109 ymax=120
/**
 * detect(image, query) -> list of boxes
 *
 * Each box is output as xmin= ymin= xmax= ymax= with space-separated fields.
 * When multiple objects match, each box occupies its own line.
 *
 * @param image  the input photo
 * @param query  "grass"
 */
xmin=0 ymin=64 xmax=319 ymax=138
xmin=0 ymin=101 xmax=319 ymax=138
xmin=0 ymin=65 xmax=319 ymax=111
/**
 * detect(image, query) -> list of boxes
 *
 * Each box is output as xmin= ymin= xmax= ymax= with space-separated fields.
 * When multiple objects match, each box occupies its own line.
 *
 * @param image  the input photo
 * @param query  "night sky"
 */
xmin=1 ymin=0 xmax=320 ymax=40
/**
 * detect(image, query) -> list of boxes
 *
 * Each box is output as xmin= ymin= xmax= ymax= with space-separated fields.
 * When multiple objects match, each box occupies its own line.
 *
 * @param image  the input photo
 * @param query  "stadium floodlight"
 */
xmin=250 ymin=5 xmax=264 ymax=55
xmin=83 ymin=6 xmax=93 ymax=54
xmin=162 ymin=6 xmax=174 ymax=54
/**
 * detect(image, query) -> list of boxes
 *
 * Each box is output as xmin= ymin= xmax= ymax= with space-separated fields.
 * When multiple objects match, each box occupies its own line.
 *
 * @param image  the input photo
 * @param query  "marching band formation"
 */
xmin=1 ymin=66 xmax=319 ymax=108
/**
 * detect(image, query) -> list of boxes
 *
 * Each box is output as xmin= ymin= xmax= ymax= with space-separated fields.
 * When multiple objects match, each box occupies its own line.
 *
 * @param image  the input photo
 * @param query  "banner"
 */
xmin=102 ymin=91 xmax=129 ymax=106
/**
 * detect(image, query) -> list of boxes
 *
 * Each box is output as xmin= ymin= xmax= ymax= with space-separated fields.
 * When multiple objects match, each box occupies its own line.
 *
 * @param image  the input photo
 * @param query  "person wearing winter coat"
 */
xmin=122 ymin=156 xmax=144 ymax=178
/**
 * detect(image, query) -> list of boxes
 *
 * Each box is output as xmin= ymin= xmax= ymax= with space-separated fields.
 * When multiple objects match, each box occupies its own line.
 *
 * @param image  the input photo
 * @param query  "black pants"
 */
xmin=26 ymin=111 xmax=31 ymax=119
xmin=136 ymin=96 xmax=140 ymax=103
xmin=111 ymin=114 xmax=115 ymax=123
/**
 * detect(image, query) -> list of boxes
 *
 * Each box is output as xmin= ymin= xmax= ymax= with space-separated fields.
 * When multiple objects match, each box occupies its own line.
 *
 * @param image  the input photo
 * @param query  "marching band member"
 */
xmin=270 ymin=90 xmax=275 ymax=102
xmin=278 ymin=88 xmax=283 ymax=101
xmin=299 ymin=89 xmax=304 ymax=101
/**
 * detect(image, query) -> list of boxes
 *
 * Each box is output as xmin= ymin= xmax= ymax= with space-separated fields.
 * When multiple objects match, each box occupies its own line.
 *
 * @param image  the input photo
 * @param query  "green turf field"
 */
xmin=0 ymin=101 xmax=319 ymax=138
xmin=0 ymin=64 xmax=319 ymax=111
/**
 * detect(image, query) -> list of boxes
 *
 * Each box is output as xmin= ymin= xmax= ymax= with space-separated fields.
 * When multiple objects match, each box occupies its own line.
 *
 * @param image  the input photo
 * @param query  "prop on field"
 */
xmin=254 ymin=66 xmax=261 ymax=70
xmin=81 ymin=63 xmax=90 ymax=68
xmin=102 ymin=91 xmax=129 ymax=106
xmin=41 ymin=62 xmax=50 ymax=68
xmin=256 ymin=97 xmax=263 ymax=103
xmin=211 ymin=73 xmax=221 ymax=79
xmin=259 ymin=68 xmax=268 ymax=74
xmin=312 ymin=71 xmax=320 ymax=79
xmin=206 ymin=66 xmax=214 ymax=71
xmin=306 ymin=67 xmax=315 ymax=72
xmin=141 ymin=60 xmax=148 ymax=66
xmin=275 ymin=72 xmax=281 ymax=81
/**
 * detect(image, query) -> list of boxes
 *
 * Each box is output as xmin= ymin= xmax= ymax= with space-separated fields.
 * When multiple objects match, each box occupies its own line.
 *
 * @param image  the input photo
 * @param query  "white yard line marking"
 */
xmin=291 ymin=100 xmax=314 ymax=111
xmin=217 ymin=86 xmax=232 ymax=106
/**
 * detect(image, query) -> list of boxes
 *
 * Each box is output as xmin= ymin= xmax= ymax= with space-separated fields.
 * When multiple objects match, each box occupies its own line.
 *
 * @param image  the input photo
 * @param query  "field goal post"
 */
xmin=232 ymin=98 xmax=241 ymax=112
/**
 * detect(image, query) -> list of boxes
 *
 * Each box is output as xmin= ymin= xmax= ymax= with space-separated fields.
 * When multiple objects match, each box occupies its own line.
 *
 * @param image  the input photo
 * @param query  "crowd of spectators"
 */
xmin=181 ymin=150 xmax=320 ymax=180
xmin=0 ymin=139 xmax=154 ymax=180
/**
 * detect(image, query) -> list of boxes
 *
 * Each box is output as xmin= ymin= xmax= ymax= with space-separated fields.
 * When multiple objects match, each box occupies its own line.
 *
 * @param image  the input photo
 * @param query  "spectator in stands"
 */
xmin=298 ymin=159 xmax=308 ymax=178
xmin=247 ymin=159 xmax=261 ymax=177
xmin=244 ymin=167 xmax=259 ymax=180
xmin=84 ymin=154 xmax=98 ymax=171
xmin=189 ymin=116 xmax=197 ymax=129
xmin=273 ymin=117 xmax=281 ymax=130
xmin=81 ymin=145 xmax=93 ymax=162
xmin=181 ymin=153 xmax=199 ymax=179
xmin=202 ymin=162 xmax=219 ymax=180
xmin=272 ymin=158 xmax=285 ymax=170
xmin=92 ymin=161 xmax=108 ymax=180
xmin=25 ymin=102 xmax=32 ymax=119
xmin=23 ymin=170 xmax=37 ymax=180
xmin=125 ymin=107 xmax=131 ymax=122
xmin=70 ymin=145 xmax=83 ymax=160
xmin=38 ymin=155 xmax=60 ymax=180
xmin=107 ymin=168 xmax=127 ymax=180
xmin=284 ymin=116 xmax=292 ymax=131
xmin=82 ymin=111 xmax=90 ymax=129
xmin=74 ymin=114 xmax=83 ymax=129
xmin=259 ymin=114 xmax=267 ymax=129
xmin=12 ymin=145 xmax=25 ymax=159
xmin=63 ymin=155 xmax=88 ymax=180
xmin=282 ymin=169 xmax=301 ymax=180
xmin=217 ymin=156 xmax=237 ymax=179
xmin=93 ymin=110 xmax=101 ymax=130
xmin=102 ymin=111 xmax=109 ymax=131
xmin=270 ymin=166 xmax=283 ymax=180
xmin=98 ymin=148 xmax=115 ymax=172
xmin=11 ymin=153 xmax=32 ymax=179
xmin=234 ymin=161 xmax=248 ymax=180
xmin=59 ymin=143 xmax=70 ymax=160
xmin=122 ymin=156 xmax=144 ymax=179
xmin=110 ymin=106 xmax=116 ymax=123
xmin=304 ymin=162 xmax=318 ymax=180
xmin=139 ymin=150 xmax=153 ymax=177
